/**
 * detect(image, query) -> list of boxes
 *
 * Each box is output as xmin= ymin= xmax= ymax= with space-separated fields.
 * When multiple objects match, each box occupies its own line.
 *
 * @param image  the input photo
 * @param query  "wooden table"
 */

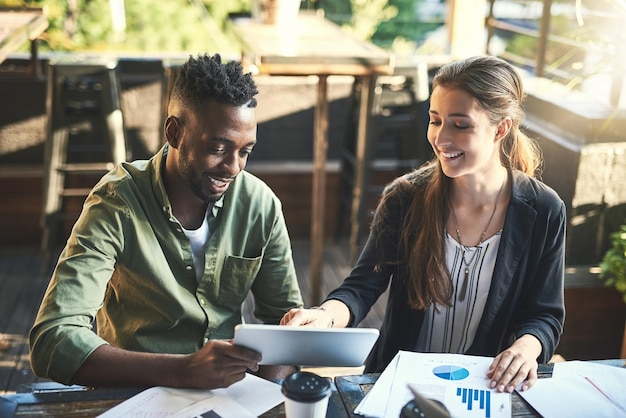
xmin=335 ymin=373 xmax=541 ymax=417
xmin=229 ymin=11 xmax=394 ymax=305
xmin=0 ymin=7 xmax=48 ymax=76
xmin=1 ymin=360 xmax=624 ymax=417
xmin=335 ymin=359 xmax=626 ymax=418
xmin=0 ymin=381 xmax=349 ymax=418
xmin=0 ymin=378 xmax=538 ymax=417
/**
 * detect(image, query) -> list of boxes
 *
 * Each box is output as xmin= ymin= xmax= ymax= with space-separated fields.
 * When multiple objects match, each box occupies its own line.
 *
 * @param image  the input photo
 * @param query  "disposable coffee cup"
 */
xmin=282 ymin=371 xmax=331 ymax=418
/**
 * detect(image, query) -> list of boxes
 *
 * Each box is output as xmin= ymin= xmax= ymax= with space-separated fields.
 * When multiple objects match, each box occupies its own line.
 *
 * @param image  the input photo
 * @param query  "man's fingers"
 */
xmin=204 ymin=340 xmax=261 ymax=370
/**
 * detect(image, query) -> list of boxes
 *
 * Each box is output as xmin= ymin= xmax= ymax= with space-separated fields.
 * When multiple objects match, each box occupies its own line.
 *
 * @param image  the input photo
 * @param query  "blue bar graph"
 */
xmin=456 ymin=387 xmax=491 ymax=418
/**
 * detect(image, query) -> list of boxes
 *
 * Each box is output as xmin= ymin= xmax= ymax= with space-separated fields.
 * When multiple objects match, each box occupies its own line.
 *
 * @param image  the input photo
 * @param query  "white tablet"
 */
xmin=233 ymin=324 xmax=380 ymax=367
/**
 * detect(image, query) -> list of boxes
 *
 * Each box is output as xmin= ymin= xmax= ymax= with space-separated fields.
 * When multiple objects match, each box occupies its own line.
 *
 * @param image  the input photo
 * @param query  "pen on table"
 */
xmin=32 ymin=385 xmax=93 ymax=394
xmin=407 ymin=384 xmax=451 ymax=418
xmin=584 ymin=376 xmax=625 ymax=414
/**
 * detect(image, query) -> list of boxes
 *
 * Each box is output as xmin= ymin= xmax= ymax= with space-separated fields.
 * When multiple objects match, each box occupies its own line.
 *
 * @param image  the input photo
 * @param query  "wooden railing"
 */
xmin=486 ymin=0 xmax=626 ymax=108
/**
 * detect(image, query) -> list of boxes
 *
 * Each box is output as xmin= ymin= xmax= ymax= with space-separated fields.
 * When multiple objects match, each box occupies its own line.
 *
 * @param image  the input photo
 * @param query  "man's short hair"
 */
xmin=171 ymin=53 xmax=258 ymax=109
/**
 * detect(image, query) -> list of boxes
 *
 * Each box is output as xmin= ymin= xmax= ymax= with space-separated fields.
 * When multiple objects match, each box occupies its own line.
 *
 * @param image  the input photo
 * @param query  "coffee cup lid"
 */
xmin=282 ymin=371 xmax=331 ymax=403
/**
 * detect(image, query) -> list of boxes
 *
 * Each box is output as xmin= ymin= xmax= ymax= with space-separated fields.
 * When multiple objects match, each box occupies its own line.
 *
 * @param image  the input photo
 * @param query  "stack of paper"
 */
xmin=517 ymin=360 xmax=626 ymax=417
xmin=97 ymin=373 xmax=284 ymax=418
xmin=355 ymin=351 xmax=511 ymax=418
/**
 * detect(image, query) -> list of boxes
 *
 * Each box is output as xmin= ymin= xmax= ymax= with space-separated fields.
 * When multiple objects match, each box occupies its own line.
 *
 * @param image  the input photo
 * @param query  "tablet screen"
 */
xmin=233 ymin=324 xmax=380 ymax=367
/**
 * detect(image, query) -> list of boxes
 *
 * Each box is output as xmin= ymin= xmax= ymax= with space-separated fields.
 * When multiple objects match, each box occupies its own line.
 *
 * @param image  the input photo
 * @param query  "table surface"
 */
xmin=0 ymin=8 xmax=48 ymax=64
xmin=1 ymin=360 xmax=625 ymax=417
xmin=335 ymin=360 xmax=626 ymax=418
xmin=0 ymin=381 xmax=347 ymax=418
xmin=335 ymin=373 xmax=538 ymax=418
xmin=229 ymin=10 xmax=393 ymax=76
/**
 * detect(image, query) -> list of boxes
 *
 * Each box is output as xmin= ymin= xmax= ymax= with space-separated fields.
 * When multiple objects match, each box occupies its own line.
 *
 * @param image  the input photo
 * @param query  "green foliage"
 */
xmin=342 ymin=0 xmax=397 ymax=42
xmin=320 ymin=0 xmax=439 ymax=54
xmin=203 ymin=0 xmax=250 ymax=24
xmin=372 ymin=0 xmax=438 ymax=50
xmin=0 ymin=0 xmax=30 ymax=6
xmin=4 ymin=0 xmax=439 ymax=55
xmin=600 ymin=223 xmax=626 ymax=303
xmin=5 ymin=0 xmax=247 ymax=53
xmin=317 ymin=0 xmax=352 ymax=24
xmin=319 ymin=0 xmax=396 ymax=42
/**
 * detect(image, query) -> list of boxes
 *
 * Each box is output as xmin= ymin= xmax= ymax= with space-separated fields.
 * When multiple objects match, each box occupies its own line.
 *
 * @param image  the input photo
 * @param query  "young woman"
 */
xmin=281 ymin=56 xmax=566 ymax=393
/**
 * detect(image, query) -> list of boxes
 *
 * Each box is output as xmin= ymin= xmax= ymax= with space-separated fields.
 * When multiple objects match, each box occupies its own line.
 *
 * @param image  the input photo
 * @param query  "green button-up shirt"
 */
xmin=29 ymin=145 xmax=303 ymax=384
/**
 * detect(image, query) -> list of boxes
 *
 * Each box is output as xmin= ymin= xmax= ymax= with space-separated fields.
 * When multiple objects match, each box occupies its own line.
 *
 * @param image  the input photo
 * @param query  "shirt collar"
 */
xmin=152 ymin=143 xmax=225 ymax=220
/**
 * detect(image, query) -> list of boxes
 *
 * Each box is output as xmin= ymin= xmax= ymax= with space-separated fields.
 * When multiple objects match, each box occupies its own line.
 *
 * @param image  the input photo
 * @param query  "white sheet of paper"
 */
xmin=354 ymin=351 xmax=401 ymax=417
xmin=96 ymin=373 xmax=284 ymax=418
xmin=517 ymin=360 xmax=626 ymax=418
xmin=356 ymin=351 xmax=511 ymax=418
xmin=175 ymin=394 xmax=256 ymax=418
xmin=97 ymin=386 xmax=212 ymax=417
xmin=208 ymin=373 xmax=284 ymax=417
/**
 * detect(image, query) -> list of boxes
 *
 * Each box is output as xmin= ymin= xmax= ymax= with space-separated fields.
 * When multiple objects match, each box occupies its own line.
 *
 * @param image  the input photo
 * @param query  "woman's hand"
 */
xmin=486 ymin=334 xmax=542 ymax=392
xmin=280 ymin=300 xmax=351 ymax=328
xmin=280 ymin=307 xmax=333 ymax=327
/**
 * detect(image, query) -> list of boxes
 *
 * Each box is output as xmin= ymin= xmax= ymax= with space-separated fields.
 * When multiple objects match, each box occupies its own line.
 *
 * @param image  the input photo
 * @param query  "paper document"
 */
xmin=355 ymin=351 xmax=511 ymax=418
xmin=97 ymin=373 xmax=284 ymax=418
xmin=517 ymin=360 xmax=626 ymax=418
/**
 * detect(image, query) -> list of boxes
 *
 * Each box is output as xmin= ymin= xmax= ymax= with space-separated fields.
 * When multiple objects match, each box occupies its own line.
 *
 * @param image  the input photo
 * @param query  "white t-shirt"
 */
xmin=181 ymin=205 xmax=213 ymax=282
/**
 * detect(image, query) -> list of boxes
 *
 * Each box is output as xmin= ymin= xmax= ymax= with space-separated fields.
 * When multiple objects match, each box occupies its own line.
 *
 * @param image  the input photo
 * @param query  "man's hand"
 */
xmin=183 ymin=340 xmax=262 ymax=389
xmin=71 ymin=340 xmax=261 ymax=390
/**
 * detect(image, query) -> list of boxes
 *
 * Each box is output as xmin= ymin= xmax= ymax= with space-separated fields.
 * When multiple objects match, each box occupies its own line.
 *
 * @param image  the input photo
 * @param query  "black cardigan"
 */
xmin=326 ymin=170 xmax=566 ymax=373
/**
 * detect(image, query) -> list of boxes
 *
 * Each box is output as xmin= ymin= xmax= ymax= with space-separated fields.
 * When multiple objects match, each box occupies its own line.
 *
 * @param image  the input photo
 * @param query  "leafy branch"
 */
xmin=600 ymin=223 xmax=626 ymax=303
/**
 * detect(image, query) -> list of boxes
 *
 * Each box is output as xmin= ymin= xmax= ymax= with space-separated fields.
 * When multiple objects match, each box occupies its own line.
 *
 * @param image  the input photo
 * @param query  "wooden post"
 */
xmin=310 ymin=75 xmax=329 ymax=306
xmin=348 ymin=76 xmax=373 ymax=263
xmin=447 ymin=0 xmax=488 ymax=59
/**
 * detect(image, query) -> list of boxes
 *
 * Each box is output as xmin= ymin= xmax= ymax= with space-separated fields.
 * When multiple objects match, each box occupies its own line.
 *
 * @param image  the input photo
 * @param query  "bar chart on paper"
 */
xmin=432 ymin=365 xmax=493 ymax=418
xmin=456 ymin=387 xmax=492 ymax=418
xmin=387 ymin=352 xmax=511 ymax=418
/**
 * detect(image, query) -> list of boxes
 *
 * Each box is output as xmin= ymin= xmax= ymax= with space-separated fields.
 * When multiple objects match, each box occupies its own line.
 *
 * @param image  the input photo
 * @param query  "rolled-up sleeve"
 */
xmin=29 ymin=184 xmax=125 ymax=384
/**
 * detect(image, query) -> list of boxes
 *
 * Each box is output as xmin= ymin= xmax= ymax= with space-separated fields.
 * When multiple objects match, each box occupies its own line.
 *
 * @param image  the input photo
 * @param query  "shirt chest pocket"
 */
xmin=217 ymin=255 xmax=262 ymax=306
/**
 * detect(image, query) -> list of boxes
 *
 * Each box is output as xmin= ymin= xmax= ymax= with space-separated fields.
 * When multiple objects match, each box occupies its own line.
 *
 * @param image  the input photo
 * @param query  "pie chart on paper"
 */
xmin=432 ymin=365 xmax=470 ymax=380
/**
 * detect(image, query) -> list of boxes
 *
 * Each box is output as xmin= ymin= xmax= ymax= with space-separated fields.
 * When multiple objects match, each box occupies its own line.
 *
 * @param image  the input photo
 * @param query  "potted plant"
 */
xmin=599 ymin=222 xmax=626 ymax=358
xmin=600 ymin=223 xmax=626 ymax=303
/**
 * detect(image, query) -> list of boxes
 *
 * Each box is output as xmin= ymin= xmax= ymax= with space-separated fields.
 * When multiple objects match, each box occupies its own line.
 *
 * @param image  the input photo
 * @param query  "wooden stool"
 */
xmin=336 ymin=61 xmax=432 ymax=262
xmin=41 ymin=57 xmax=127 ymax=257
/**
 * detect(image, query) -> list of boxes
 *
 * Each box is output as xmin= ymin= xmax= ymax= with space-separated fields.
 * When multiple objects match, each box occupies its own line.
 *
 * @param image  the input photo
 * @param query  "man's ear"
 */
xmin=165 ymin=116 xmax=181 ymax=148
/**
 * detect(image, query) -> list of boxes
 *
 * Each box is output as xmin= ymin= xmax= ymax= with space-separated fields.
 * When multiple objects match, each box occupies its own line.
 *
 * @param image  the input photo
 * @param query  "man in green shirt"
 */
xmin=29 ymin=54 xmax=303 ymax=390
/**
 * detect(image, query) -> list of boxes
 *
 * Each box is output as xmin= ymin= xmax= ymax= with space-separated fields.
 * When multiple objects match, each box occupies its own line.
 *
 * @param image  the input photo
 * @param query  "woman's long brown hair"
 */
xmin=372 ymin=56 xmax=542 ymax=310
